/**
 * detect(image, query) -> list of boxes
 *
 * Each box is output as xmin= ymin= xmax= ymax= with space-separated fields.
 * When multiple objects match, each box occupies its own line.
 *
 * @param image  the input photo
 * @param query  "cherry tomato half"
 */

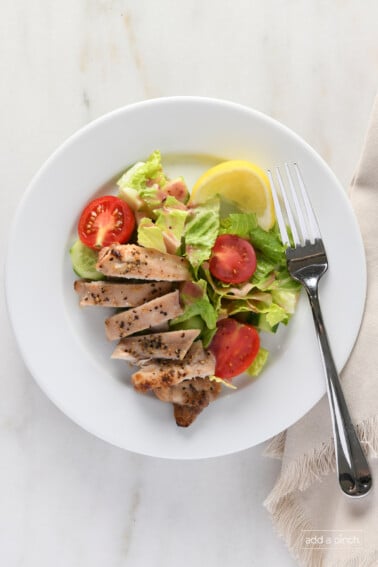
xmin=209 ymin=234 xmax=256 ymax=284
xmin=209 ymin=318 xmax=260 ymax=379
xmin=78 ymin=196 xmax=135 ymax=250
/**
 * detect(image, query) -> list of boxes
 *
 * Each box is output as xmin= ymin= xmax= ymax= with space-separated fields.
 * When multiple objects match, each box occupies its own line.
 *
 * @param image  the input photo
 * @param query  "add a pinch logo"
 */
xmin=301 ymin=530 xmax=364 ymax=550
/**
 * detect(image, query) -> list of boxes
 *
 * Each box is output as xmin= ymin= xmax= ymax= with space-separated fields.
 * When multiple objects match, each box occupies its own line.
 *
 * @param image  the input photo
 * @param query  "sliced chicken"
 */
xmin=131 ymin=341 xmax=216 ymax=392
xmin=155 ymin=377 xmax=222 ymax=427
xmin=74 ymin=280 xmax=173 ymax=308
xmin=154 ymin=376 xmax=221 ymax=406
xmin=105 ymin=289 xmax=183 ymax=340
xmin=111 ymin=329 xmax=200 ymax=364
xmin=96 ymin=244 xmax=191 ymax=281
xmin=173 ymin=404 xmax=203 ymax=428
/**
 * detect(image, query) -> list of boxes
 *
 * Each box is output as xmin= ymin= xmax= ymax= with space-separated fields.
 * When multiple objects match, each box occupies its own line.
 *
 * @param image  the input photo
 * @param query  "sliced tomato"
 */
xmin=209 ymin=318 xmax=260 ymax=379
xmin=209 ymin=234 xmax=256 ymax=284
xmin=78 ymin=196 xmax=135 ymax=250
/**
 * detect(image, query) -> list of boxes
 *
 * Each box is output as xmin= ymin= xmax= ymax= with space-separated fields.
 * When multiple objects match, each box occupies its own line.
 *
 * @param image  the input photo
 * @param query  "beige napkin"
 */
xmin=264 ymin=96 xmax=378 ymax=567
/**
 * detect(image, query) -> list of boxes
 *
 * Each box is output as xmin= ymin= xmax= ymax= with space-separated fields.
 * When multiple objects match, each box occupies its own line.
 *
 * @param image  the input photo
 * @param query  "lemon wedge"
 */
xmin=190 ymin=160 xmax=275 ymax=231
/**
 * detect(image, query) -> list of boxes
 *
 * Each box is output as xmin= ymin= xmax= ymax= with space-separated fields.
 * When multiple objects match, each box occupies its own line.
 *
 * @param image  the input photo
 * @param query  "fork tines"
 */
xmin=267 ymin=163 xmax=321 ymax=247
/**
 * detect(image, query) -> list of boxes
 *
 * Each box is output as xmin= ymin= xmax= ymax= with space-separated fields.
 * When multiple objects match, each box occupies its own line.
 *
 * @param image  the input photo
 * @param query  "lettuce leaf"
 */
xmin=219 ymin=212 xmax=258 ymax=238
xmin=246 ymin=348 xmax=269 ymax=377
xmin=137 ymin=218 xmax=166 ymax=252
xmin=138 ymin=196 xmax=189 ymax=254
xmin=184 ymin=198 xmax=220 ymax=275
xmin=154 ymin=197 xmax=188 ymax=253
xmin=170 ymin=280 xmax=218 ymax=346
xmin=117 ymin=150 xmax=167 ymax=211
xmin=249 ymin=224 xmax=286 ymax=265
xmin=173 ymin=280 xmax=218 ymax=329
xmin=271 ymin=288 xmax=299 ymax=315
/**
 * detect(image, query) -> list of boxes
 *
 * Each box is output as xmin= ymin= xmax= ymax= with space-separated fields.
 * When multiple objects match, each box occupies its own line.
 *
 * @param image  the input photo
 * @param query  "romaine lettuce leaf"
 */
xmin=154 ymin=198 xmax=188 ymax=253
xmin=204 ymin=283 xmax=299 ymax=332
xmin=173 ymin=280 xmax=218 ymax=329
xmin=137 ymin=218 xmax=166 ymax=252
xmin=219 ymin=212 xmax=258 ymax=238
xmin=271 ymin=288 xmax=299 ymax=315
xmin=263 ymin=303 xmax=289 ymax=327
xmin=184 ymin=198 xmax=220 ymax=274
xmin=170 ymin=280 xmax=218 ymax=346
xmin=252 ymin=254 xmax=276 ymax=283
xmin=246 ymin=348 xmax=269 ymax=376
xmin=137 ymin=196 xmax=188 ymax=254
xmin=249 ymin=224 xmax=286 ymax=265
xmin=117 ymin=150 xmax=167 ymax=211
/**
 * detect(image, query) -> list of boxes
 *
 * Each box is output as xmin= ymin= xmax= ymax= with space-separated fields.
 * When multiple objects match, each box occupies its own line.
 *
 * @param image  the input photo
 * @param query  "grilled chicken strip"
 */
xmin=155 ymin=378 xmax=222 ymax=427
xmin=105 ymin=289 xmax=183 ymax=340
xmin=131 ymin=341 xmax=215 ymax=392
xmin=154 ymin=376 xmax=221 ymax=406
xmin=74 ymin=280 xmax=173 ymax=308
xmin=173 ymin=404 xmax=203 ymax=428
xmin=111 ymin=329 xmax=200 ymax=364
xmin=96 ymin=244 xmax=191 ymax=281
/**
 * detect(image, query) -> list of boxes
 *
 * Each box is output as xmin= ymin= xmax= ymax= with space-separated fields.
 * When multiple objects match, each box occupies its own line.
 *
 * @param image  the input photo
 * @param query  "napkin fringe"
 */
xmin=265 ymin=416 xmax=378 ymax=510
xmin=265 ymin=494 xmax=324 ymax=567
xmin=357 ymin=415 xmax=378 ymax=458
xmin=264 ymin=415 xmax=378 ymax=567
xmin=264 ymin=431 xmax=287 ymax=459
xmin=264 ymin=439 xmax=335 ymax=511
xmin=264 ymin=493 xmax=378 ymax=567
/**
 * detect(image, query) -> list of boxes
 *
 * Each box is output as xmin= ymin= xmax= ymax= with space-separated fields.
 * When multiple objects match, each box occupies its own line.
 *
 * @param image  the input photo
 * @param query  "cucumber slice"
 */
xmin=69 ymin=239 xmax=104 ymax=280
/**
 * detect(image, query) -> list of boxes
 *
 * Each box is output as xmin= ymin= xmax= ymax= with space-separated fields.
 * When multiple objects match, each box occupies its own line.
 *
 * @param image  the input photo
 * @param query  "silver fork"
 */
xmin=267 ymin=163 xmax=372 ymax=497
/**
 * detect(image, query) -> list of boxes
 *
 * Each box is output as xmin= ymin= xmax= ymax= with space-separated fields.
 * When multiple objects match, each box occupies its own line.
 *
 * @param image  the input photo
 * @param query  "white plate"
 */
xmin=5 ymin=97 xmax=366 ymax=459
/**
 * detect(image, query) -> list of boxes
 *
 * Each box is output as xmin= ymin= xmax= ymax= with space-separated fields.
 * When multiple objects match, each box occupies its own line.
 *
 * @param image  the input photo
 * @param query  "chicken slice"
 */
xmin=74 ymin=280 xmax=173 ymax=308
xmin=131 ymin=341 xmax=215 ymax=392
xmin=105 ymin=289 xmax=183 ymax=340
xmin=96 ymin=244 xmax=191 ymax=281
xmin=154 ymin=377 xmax=222 ymax=427
xmin=154 ymin=376 xmax=221 ymax=406
xmin=111 ymin=329 xmax=200 ymax=364
xmin=173 ymin=404 xmax=203 ymax=428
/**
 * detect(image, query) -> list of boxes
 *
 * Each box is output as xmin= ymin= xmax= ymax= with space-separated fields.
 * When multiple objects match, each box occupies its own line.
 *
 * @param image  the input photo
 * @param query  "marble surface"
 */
xmin=1 ymin=1 xmax=378 ymax=565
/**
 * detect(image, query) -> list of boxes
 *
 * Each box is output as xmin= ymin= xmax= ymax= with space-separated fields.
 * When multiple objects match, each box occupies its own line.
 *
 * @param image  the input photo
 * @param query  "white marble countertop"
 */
xmin=1 ymin=1 xmax=378 ymax=565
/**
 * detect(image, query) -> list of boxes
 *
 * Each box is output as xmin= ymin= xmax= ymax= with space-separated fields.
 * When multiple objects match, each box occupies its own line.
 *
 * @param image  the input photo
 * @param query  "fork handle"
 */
xmin=306 ymin=285 xmax=372 ymax=497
